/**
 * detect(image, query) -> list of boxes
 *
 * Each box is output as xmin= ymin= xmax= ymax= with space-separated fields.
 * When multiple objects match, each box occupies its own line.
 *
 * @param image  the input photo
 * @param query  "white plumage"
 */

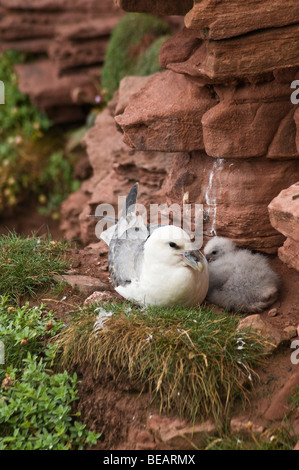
xmin=203 ymin=236 xmax=280 ymax=313
xmin=98 ymin=184 xmax=209 ymax=307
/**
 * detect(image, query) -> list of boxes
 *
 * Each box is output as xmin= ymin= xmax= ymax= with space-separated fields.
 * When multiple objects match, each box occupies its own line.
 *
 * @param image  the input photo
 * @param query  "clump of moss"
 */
xmin=133 ymin=35 xmax=170 ymax=76
xmin=53 ymin=302 xmax=268 ymax=423
xmin=101 ymin=13 xmax=170 ymax=101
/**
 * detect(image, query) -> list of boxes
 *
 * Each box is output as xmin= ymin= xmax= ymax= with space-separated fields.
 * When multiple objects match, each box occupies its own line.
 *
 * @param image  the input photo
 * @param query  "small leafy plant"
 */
xmin=0 ymin=296 xmax=61 ymax=377
xmin=0 ymin=354 xmax=100 ymax=450
xmin=0 ymin=297 xmax=100 ymax=450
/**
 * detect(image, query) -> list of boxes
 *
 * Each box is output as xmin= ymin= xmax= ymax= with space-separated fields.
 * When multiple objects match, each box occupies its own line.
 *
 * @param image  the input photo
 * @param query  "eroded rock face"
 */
xmin=185 ymin=0 xmax=299 ymax=40
xmin=269 ymin=183 xmax=299 ymax=242
xmin=60 ymin=74 xmax=299 ymax=253
xmin=0 ymin=0 xmax=123 ymax=123
xmin=15 ymin=60 xmax=100 ymax=123
xmin=111 ymin=0 xmax=299 ymax=262
xmin=48 ymin=17 xmax=120 ymax=73
xmin=115 ymin=70 xmax=217 ymax=152
xmin=164 ymin=153 xmax=299 ymax=252
xmin=202 ymin=81 xmax=299 ymax=160
xmin=268 ymin=182 xmax=299 ymax=271
xmin=0 ymin=0 xmax=121 ymax=55
xmin=60 ymin=1 xmax=299 ymax=263
xmin=294 ymin=108 xmax=299 ymax=153
xmin=159 ymin=25 xmax=299 ymax=83
xmin=114 ymin=0 xmax=193 ymax=16
xmin=115 ymin=69 xmax=299 ymax=159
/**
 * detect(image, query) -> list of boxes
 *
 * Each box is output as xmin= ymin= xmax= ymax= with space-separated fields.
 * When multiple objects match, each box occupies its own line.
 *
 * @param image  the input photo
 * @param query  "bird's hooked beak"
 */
xmin=181 ymin=250 xmax=205 ymax=272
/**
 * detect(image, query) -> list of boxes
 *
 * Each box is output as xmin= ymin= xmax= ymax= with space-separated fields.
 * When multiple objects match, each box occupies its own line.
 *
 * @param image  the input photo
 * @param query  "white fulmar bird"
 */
xmin=203 ymin=236 xmax=280 ymax=313
xmin=96 ymin=183 xmax=209 ymax=307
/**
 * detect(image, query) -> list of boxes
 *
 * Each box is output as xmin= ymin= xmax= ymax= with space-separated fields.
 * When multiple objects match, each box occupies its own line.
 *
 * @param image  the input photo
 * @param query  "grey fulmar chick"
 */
xmin=203 ymin=237 xmax=280 ymax=313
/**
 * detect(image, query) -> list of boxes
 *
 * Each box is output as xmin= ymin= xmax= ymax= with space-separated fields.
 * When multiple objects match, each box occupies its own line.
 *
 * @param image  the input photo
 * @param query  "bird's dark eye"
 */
xmin=212 ymin=250 xmax=217 ymax=255
xmin=169 ymin=242 xmax=178 ymax=249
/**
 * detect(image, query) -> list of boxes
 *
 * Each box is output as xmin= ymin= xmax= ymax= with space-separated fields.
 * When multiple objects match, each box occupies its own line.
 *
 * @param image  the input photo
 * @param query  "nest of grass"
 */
xmin=53 ymin=302 xmax=269 ymax=422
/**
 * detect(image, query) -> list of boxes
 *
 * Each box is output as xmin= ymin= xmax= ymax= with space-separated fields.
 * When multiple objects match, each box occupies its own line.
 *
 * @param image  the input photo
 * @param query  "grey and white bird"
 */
xmin=203 ymin=236 xmax=280 ymax=313
xmin=95 ymin=183 xmax=209 ymax=307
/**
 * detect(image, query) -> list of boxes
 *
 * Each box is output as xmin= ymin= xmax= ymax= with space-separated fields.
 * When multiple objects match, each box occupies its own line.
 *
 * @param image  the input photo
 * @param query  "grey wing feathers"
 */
xmin=122 ymin=182 xmax=139 ymax=217
xmin=106 ymin=183 xmax=163 ymax=287
xmin=108 ymin=183 xmax=145 ymax=287
xmin=108 ymin=237 xmax=145 ymax=287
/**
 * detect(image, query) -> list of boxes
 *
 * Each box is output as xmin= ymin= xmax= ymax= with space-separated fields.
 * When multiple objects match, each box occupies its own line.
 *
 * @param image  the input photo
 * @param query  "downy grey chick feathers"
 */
xmin=204 ymin=237 xmax=280 ymax=313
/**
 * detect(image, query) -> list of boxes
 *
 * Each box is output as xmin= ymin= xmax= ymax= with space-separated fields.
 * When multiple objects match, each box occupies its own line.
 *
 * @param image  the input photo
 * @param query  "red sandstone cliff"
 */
xmin=0 ymin=0 xmax=123 ymax=122
xmin=58 ymin=1 xmax=299 ymax=266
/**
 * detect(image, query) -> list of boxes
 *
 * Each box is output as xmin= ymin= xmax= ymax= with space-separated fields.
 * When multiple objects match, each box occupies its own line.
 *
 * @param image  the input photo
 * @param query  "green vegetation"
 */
xmin=132 ymin=35 xmax=170 ymax=78
xmin=0 ymin=50 xmax=80 ymax=217
xmin=0 ymin=297 xmax=100 ymax=450
xmin=101 ymin=13 xmax=170 ymax=101
xmin=34 ymin=151 xmax=81 ymax=216
xmin=0 ymin=229 xmax=296 ymax=449
xmin=290 ymin=384 xmax=299 ymax=406
xmin=0 ymin=234 xmax=100 ymax=450
xmin=0 ymin=51 xmax=51 ymax=142
xmin=0 ymin=231 xmax=70 ymax=301
xmin=0 ymin=355 xmax=100 ymax=450
xmin=0 ymin=51 xmax=51 ymax=211
xmin=53 ymin=302 xmax=268 ymax=423
xmin=0 ymin=297 xmax=61 ymax=375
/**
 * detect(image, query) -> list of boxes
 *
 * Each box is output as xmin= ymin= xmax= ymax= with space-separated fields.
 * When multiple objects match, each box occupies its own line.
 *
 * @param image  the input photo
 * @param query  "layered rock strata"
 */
xmin=112 ymin=0 xmax=299 ymax=257
xmin=59 ymin=1 xmax=299 ymax=260
xmin=15 ymin=60 xmax=100 ymax=124
xmin=61 ymin=73 xmax=299 ymax=255
xmin=0 ymin=0 xmax=121 ymax=57
xmin=268 ymin=183 xmax=299 ymax=271
xmin=0 ymin=0 xmax=123 ymax=123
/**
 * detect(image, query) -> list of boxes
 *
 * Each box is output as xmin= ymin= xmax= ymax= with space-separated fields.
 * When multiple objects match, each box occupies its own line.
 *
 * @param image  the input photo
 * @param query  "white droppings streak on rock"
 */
xmin=205 ymin=158 xmax=225 ymax=236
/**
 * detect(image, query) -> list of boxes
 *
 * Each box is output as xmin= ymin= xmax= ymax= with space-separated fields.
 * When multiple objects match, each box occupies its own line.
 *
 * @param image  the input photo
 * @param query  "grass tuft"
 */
xmin=53 ymin=302 xmax=269 ymax=422
xmin=101 ymin=13 xmax=170 ymax=101
xmin=0 ymin=231 xmax=70 ymax=301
